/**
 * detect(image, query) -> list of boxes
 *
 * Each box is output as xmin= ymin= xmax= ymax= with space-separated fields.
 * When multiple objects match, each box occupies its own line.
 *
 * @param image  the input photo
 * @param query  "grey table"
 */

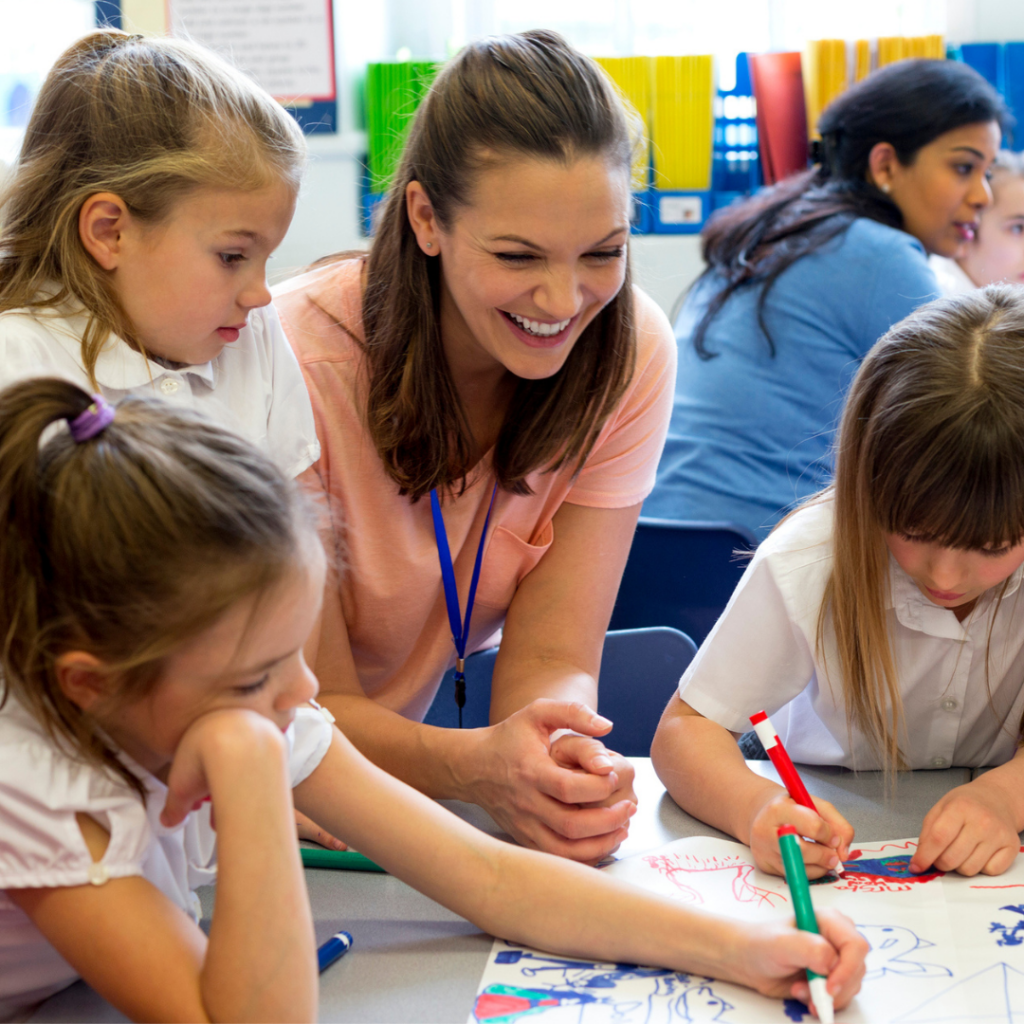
xmin=30 ymin=760 xmax=977 ymax=1023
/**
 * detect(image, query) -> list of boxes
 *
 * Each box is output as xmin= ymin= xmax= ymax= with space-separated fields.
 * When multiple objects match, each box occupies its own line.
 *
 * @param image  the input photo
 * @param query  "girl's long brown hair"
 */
xmin=0 ymin=378 xmax=313 ymax=798
xmin=0 ymin=30 xmax=305 ymax=385
xmin=820 ymin=286 xmax=1024 ymax=769
xmin=359 ymin=30 xmax=642 ymax=499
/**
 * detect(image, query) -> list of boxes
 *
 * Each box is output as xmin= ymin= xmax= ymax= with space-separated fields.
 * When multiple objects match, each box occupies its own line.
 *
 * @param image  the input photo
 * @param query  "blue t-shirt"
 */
xmin=643 ymin=217 xmax=938 ymax=539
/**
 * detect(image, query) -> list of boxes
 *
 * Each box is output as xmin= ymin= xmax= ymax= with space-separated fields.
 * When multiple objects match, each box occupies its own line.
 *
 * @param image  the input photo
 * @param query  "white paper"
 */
xmin=169 ymin=0 xmax=334 ymax=100
xmin=470 ymin=836 xmax=1024 ymax=1023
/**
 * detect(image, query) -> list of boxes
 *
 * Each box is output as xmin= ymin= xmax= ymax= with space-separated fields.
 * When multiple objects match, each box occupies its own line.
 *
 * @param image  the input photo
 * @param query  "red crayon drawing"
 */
xmin=643 ymin=853 xmax=788 ymax=909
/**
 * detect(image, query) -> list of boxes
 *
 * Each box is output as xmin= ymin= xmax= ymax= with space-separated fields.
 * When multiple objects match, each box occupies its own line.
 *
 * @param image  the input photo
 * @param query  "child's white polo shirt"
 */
xmin=0 ymin=301 xmax=319 ymax=479
xmin=0 ymin=697 xmax=333 ymax=1019
xmin=678 ymin=499 xmax=1024 ymax=771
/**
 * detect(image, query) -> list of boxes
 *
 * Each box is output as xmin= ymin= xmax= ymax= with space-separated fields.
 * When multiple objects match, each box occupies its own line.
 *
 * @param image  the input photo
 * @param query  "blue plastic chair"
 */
xmin=424 ymin=626 xmax=697 ymax=757
xmin=608 ymin=517 xmax=757 ymax=645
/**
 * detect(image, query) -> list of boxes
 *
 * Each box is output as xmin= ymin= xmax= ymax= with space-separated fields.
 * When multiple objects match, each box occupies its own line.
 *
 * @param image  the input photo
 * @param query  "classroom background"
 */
xmin=0 ymin=0 xmax=1021 ymax=318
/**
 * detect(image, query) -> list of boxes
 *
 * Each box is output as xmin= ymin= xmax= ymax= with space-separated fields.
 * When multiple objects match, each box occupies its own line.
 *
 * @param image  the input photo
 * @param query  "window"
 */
xmin=0 ymin=0 xmax=96 ymax=164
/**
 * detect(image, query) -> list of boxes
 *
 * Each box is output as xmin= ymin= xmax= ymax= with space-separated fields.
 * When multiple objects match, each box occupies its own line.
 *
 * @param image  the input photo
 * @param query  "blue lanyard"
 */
xmin=430 ymin=482 xmax=498 ymax=727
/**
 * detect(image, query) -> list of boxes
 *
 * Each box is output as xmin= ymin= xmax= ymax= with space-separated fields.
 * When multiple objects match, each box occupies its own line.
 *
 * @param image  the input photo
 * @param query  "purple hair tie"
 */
xmin=67 ymin=394 xmax=115 ymax=443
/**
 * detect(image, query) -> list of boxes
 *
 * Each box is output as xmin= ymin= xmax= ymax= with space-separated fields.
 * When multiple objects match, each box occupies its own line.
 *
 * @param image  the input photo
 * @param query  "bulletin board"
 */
xmin=95 ymin=0 xmax=338 ymax=133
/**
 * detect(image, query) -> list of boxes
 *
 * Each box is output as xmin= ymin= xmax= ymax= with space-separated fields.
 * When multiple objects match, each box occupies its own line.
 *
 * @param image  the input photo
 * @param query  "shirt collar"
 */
xmin=44 ymin=305 xmax=217 ymax=391
xmin=887 ymin=554 xmax=1024 ymax=639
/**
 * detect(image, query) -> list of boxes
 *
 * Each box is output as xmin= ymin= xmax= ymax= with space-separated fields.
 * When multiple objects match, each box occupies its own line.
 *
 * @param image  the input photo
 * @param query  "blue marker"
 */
xmin=317 ymin=930 xmax=353 ymax=973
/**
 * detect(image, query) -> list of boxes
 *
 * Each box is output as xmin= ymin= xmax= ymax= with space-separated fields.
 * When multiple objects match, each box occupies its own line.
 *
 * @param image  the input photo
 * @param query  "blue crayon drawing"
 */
xmin=858 ymin=925 xmax=952 ymax=981
xmin=479 ymin=947 xmax=735 ymax=1023
xmin=473 ymin=983 xmax=600 ymax=1023
xmin=895 ymin=962 xmax=1024 ymax=1022
xmin=991 ymin=906 xmax=1024 ymax=947
xmin=783 ymin=998 xmax=811 ymax=1021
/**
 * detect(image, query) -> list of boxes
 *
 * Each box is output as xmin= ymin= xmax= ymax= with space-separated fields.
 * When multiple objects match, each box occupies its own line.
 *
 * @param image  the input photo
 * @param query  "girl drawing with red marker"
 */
xmin=654 ymin=287 xmax=1024 ymax=882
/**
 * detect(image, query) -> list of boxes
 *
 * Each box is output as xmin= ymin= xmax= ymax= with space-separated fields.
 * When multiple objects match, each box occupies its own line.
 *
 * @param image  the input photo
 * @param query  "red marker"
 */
xmin=749 ymin=710 xmax=844 ymax=872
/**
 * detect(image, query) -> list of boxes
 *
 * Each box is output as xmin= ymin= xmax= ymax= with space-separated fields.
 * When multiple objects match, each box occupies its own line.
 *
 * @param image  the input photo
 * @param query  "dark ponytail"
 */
xmin=692 ymin=59 xmax=1010 ymax=358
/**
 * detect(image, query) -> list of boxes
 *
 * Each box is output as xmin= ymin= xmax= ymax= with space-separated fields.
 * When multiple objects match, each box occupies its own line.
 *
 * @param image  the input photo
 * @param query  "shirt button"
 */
xmin=930 ymin=756 xmax=949 ymax=768
xmin=941 ymin=698 xmax=959 ymax=712
xmin=87 ymin=862 xmax=110 ymax=885
xmin=160 ymin=378 xmax=180 ymax=394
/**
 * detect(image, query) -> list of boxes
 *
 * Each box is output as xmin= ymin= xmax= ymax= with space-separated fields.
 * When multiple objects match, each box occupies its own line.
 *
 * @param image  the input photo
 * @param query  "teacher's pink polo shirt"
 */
xmin=274 ymin=259 xmax=676 ymax=720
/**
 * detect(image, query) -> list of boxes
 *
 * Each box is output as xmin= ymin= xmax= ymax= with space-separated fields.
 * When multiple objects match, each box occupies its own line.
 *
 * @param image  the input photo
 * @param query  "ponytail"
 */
xmin=0 ymin=377 xmax=313 ymax=798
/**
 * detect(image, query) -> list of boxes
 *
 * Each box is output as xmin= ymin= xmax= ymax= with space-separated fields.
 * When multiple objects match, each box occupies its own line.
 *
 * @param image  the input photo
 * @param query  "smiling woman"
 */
xmin=274 ymin=30 xmax=676 ymax=863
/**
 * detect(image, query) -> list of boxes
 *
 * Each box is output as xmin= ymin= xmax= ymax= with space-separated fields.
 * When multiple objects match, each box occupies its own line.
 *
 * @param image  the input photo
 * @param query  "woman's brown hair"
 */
xmin=360 ymin=29 xmax=642 ymax=499
xmin=820 ymin=285 xmax=1024 ymax=770
xmin=0 ymin=29 xmax=305 ymax=385
xmin=0 ymin=378 xmax=315 ymax=798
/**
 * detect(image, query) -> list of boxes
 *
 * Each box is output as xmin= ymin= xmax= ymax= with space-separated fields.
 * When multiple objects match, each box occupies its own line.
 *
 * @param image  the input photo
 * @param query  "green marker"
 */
xmin=300 ymin=848 xmax=386 ymax=873
xmin=777 ymin=826 xmax=834 ymax=1024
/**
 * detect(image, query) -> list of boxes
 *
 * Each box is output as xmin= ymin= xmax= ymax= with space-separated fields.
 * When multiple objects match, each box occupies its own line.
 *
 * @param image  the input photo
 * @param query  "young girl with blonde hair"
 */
xmin=652 ymin=285 xmax=1024 ymax=881
xmin=0 ymin=29 xmax=318 ymax=481
xmin=0 ymin=377 xmax=867 ymax=1021
xmin=931 ymin=149 xmax=1024 ymax=292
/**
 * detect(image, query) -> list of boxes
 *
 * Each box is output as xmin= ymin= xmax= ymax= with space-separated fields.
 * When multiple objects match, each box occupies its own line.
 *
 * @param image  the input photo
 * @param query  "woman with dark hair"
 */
xmin=644 ymin=58 xmax=1008 ymax=540
xmin=274 ymin=31 xmax=675 ymax=861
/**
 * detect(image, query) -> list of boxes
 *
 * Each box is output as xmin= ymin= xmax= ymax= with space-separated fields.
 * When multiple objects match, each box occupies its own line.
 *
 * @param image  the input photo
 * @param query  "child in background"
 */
xmin=931 ymin=150 xmax=1024 ymax=293
xmin=0 ymin=30 xmax=319 ymax=480
xmin=652 ymin=286 xmax=1024 ymax=882
xmin=0 ymin=378 xmax=868 ymax=1022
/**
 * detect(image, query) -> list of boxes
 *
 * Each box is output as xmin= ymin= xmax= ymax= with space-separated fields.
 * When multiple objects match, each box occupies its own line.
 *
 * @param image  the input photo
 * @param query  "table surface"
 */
xmin=30 ymin=760 xmax=979 ymax=1023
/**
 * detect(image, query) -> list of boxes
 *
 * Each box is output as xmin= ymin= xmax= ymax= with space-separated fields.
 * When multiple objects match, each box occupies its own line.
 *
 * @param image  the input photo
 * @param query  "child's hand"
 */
xmin=912 ymin=777 xmax=1021 ymax=876
xmin=732 ymin=909 xmax=868 ymax=1011
xmin=160 ymin=708 xmax=288 ymax=829
xmin=295 ymin=808 xmax=348 ymax=850
xmin=748 ymin=790 xmax=854 ymax=878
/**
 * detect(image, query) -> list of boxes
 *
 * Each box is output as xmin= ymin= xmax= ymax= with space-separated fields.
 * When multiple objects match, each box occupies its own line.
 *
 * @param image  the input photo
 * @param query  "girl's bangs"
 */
xmin=872 ymin=416 xmax=1024 ymax=551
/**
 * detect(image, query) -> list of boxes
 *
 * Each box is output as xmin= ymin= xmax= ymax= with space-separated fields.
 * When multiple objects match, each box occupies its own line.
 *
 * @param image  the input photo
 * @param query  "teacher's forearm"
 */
xmin=488 ymin=658 xmax=598 ymax=723
xmin=317 ymin=691 xmax=481 ymax=802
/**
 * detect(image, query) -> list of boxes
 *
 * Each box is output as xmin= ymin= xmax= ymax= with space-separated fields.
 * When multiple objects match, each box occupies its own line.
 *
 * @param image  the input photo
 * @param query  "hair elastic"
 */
xmin=67 ymin=395 xmax=115 ymax=442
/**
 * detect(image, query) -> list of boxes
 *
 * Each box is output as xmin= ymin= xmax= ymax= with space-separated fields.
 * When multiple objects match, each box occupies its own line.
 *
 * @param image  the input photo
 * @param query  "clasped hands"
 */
xmin=465 ymin=698 xmax=638 ymax=864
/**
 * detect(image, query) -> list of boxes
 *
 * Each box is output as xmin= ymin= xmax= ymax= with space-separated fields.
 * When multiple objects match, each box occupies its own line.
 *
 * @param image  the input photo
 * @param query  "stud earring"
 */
xmin=425 ymin=241 xmax=433 ymax=248
xmin=880 ymin=183 xmax=891 ymax=195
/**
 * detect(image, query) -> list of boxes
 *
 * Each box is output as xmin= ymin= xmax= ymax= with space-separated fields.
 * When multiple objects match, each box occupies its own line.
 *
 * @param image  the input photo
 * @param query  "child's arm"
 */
xmin=651 ymin=696 xmax=853 ymax=878
xmin=912 ymin=743 xmax=1024 ymax=876
xmin=294 ymin=727 xmax=869 ymax=1008
xmin=7 ymin=709 xmax=316 ymax=1023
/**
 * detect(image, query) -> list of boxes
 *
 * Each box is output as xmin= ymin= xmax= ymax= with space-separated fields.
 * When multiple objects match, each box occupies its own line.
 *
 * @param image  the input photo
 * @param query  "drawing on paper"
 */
xmin=834 ymin=843 xmax=944 ymax=892
xmin=782 ymin=1000 xmax=810 ymax=1022
xmin=473 ymin=983 xmax=600 ymax=1022
xmin=990 ymin=905 xmax=1024 ymax=946
xmin=643 ymin=851 xmax=788 ymax=909
xmin=895 ymin=962 xmax=1024 ymax=1022
xmin=473 ymin=946 xmax=736 ymax=1024
xmin=859 ymin=925 xmax=952 ymax=980
xmin=472 ymin=835 xmax=1024 ymax=1023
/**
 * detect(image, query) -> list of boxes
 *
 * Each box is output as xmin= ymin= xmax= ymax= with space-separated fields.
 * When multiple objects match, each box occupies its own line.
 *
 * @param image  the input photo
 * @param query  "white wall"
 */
xmin=948 ymin=0 xmax=1024 ymax=42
